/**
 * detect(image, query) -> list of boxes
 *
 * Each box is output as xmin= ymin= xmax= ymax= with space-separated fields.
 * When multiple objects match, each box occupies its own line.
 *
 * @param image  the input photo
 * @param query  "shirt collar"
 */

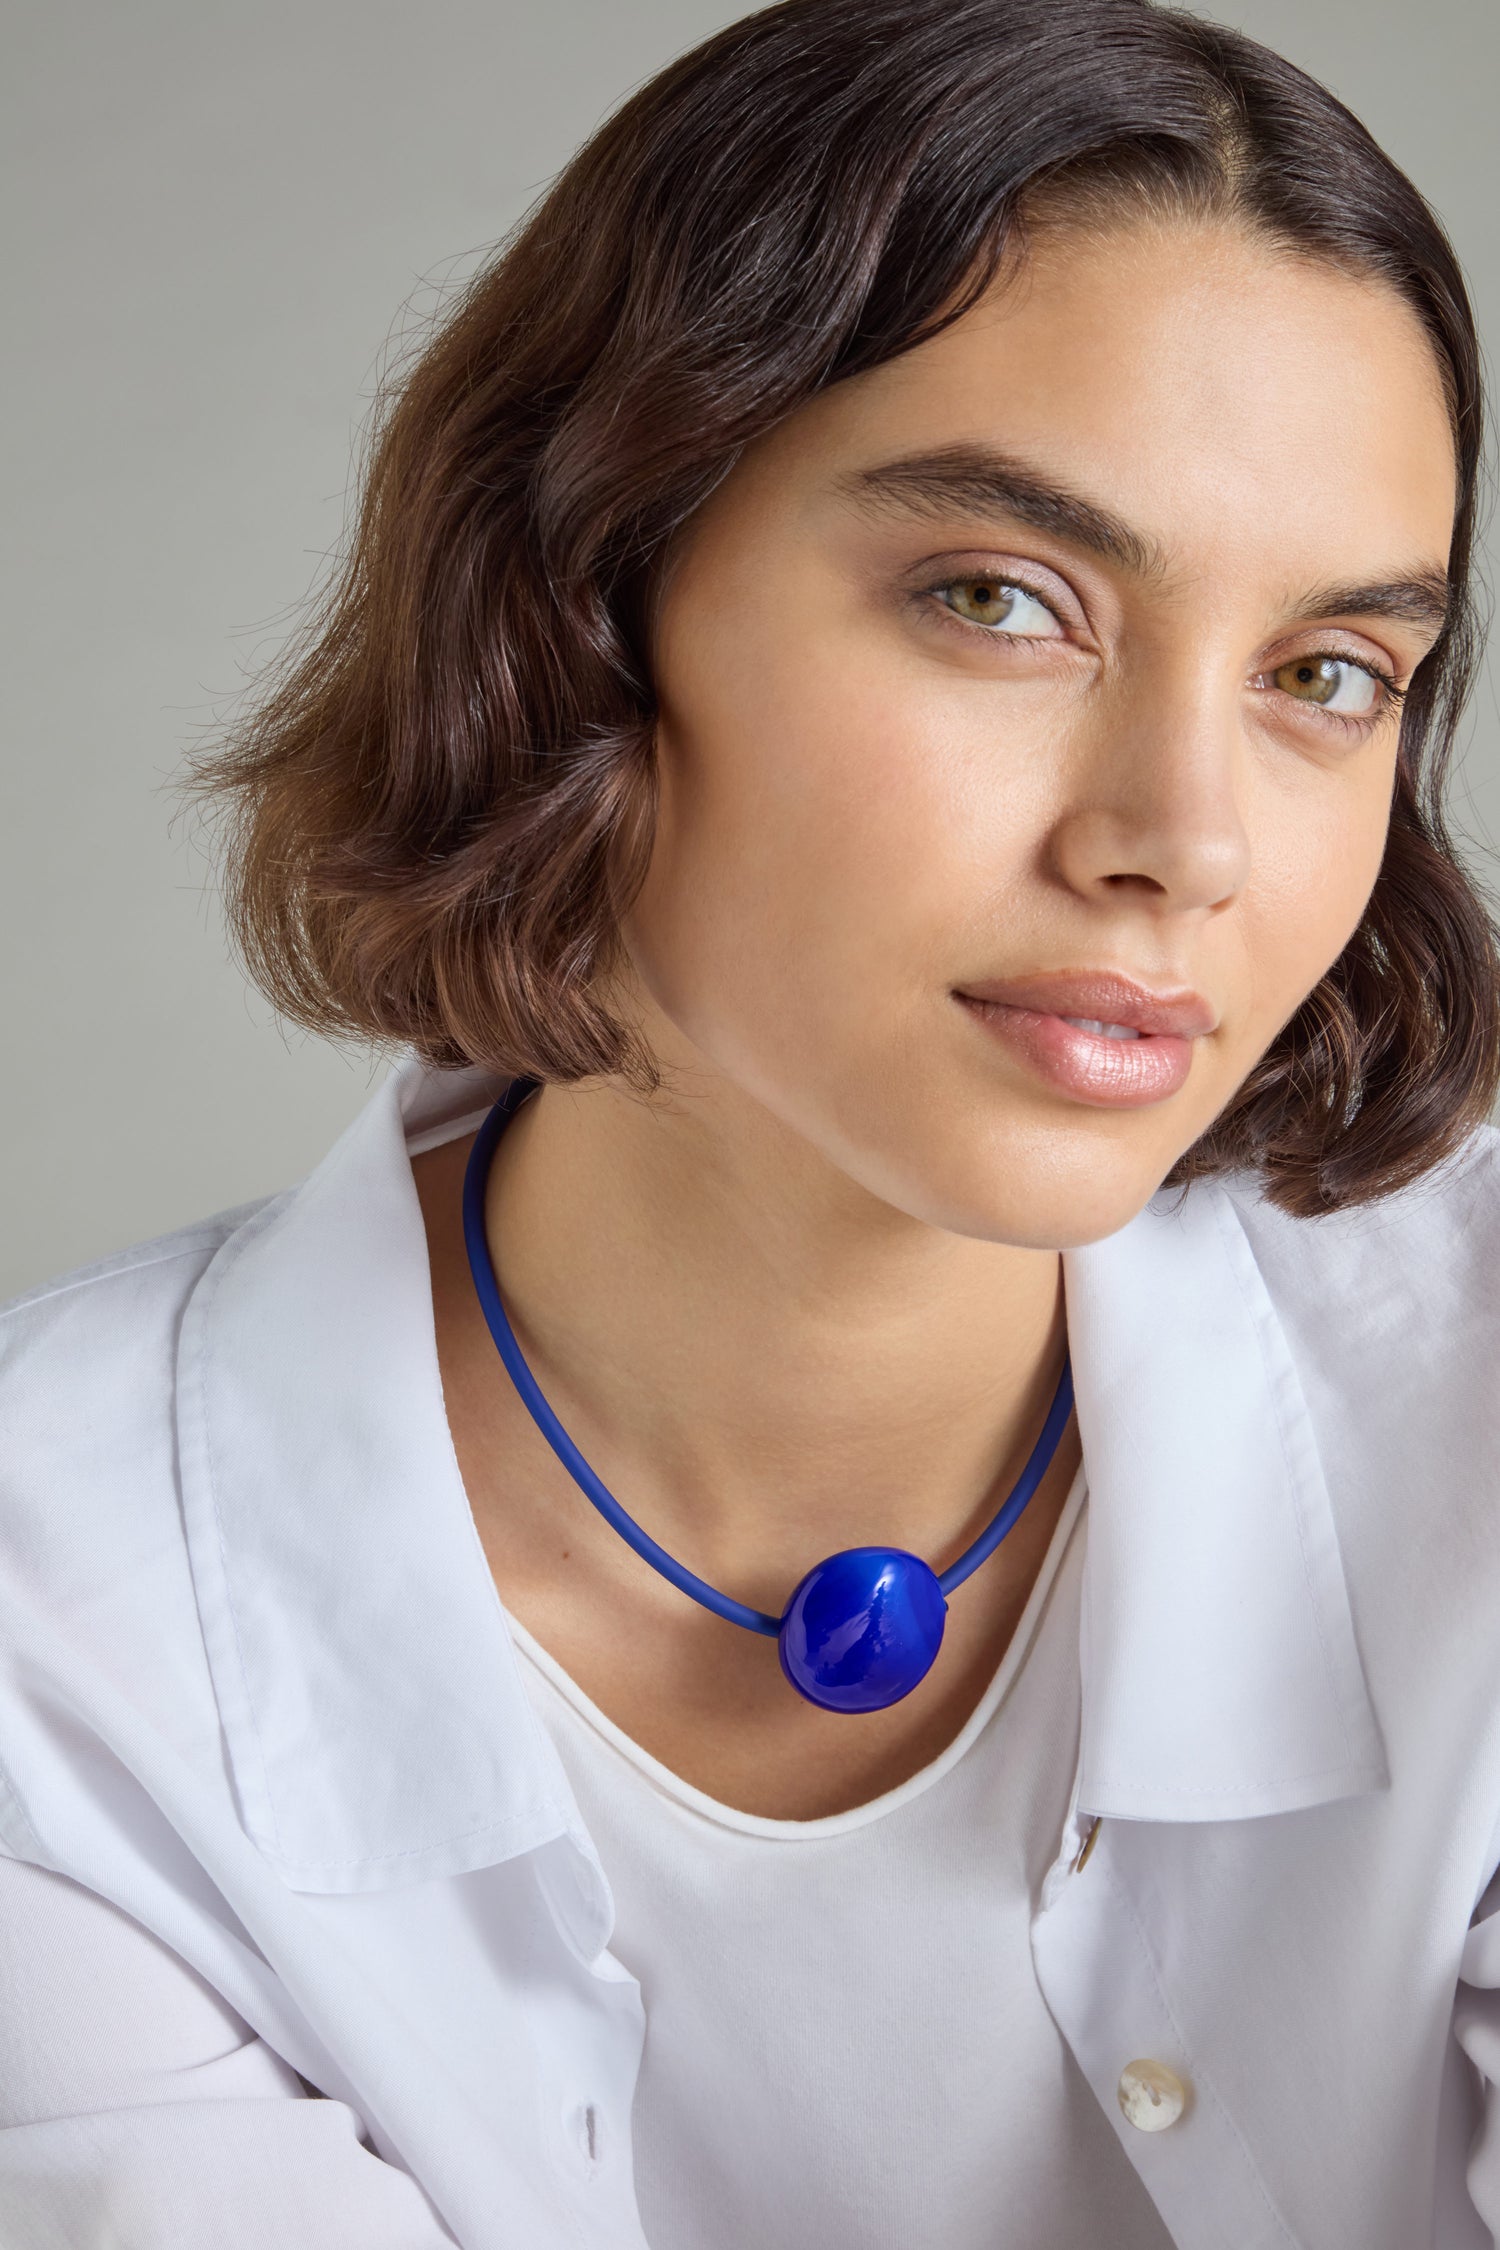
xmin=176 ymin=1058 xmax=587 ymax=1901
xmin=1064 ymin=1169 xmax=1388 ymax=1822
xmin=176 ymin=1057 xmax=1387 ymax=1897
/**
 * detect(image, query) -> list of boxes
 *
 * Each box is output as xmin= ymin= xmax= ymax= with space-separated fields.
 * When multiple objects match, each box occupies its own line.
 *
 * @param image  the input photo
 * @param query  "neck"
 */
xmin=477 ymin=1069 xmax=1068 ymax=1584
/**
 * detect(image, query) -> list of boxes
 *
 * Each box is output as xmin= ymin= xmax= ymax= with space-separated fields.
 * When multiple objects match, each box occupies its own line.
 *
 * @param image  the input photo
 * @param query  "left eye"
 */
xmin=1271 ymin=655 xmax=1384 ymax=715
xmin=939 ymin=578 xmax=1062 ymax=638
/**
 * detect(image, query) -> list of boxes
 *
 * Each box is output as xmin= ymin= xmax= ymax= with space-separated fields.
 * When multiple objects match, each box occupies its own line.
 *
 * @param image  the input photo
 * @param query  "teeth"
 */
xmin=1060 ymin=1017 xmax=1142 ymax=1040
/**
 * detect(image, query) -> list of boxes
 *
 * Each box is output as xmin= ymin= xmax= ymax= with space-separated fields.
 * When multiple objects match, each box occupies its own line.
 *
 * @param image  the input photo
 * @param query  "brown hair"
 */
xmin=192 ymin=0 xmax=1500 ymax=1217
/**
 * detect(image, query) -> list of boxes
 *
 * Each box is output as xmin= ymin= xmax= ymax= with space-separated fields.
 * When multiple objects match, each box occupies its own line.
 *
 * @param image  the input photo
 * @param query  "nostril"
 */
xmin=1102 ymin=871 xmax=1172 ymax=897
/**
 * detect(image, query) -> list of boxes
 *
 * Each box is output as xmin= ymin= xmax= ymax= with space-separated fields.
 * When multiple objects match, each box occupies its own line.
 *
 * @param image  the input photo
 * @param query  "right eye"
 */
xmin=936 ymin=577 xmax=1064 ymax=638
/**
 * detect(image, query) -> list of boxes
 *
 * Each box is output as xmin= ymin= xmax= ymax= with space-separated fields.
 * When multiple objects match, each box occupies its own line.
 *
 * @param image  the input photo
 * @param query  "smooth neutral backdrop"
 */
xmin=4 ymin=0 xmax=1498 ymax=1297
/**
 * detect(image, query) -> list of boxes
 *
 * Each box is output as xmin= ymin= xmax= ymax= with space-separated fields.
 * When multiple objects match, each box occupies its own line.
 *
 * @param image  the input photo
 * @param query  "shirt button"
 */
xmin=1117 ymin=2058 xmax=1189 ymax=2131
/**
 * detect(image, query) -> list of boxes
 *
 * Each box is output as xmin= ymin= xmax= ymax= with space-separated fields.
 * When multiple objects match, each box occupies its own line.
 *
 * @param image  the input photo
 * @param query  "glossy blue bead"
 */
xmin=777 ymin=1546 xmax=948 ymax=1713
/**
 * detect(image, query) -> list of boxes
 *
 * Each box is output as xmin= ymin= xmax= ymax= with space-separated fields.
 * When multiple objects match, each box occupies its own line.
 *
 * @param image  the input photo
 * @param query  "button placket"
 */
xmin=1032 ymin=1811 xmax=1302 ymax=2245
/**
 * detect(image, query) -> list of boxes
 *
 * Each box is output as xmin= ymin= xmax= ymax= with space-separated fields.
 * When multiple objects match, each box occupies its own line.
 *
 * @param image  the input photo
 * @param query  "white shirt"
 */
xmin=509 ymin=1470 xmax=1173 ymax=2250
xmin=1 ymin=1054 xmax=1500 ymax=2250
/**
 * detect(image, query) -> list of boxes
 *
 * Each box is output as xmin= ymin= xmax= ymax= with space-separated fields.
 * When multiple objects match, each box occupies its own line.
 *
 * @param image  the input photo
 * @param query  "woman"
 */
xmin=2 ymin=0 xmax=1498 ymax=2243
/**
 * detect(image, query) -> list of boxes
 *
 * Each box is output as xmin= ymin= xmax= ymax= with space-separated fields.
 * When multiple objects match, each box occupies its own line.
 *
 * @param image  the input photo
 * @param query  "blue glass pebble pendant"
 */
xmin=778 ymin=1548 xmax=949 ymax=1712
xmin=463 ymin=1079 xmax=1075 ymax=1715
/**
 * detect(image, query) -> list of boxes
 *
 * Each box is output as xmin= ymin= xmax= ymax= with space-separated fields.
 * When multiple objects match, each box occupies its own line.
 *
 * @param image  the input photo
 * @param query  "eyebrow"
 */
xmin=835 ymin=443 xmax=1452 ymax=642
xmin=833 ymin=445 xmax=1164 ymax=577
xmin=1284 ymin=573 xmax=1451 ymax=638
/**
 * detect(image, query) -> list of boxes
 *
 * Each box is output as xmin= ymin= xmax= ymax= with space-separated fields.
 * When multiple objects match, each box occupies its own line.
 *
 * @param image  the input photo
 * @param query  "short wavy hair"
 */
xmin=193 ymin=0 xmax=1499 ymax=1218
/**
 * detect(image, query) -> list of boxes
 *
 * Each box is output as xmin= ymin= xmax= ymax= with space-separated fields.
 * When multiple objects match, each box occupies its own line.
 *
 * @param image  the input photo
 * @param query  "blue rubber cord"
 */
xmin=461 ymin=1077 xmax=1074 ymax=1635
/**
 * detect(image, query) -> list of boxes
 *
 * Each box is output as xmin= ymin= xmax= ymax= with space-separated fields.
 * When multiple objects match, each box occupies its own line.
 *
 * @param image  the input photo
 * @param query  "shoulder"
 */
xmin=0 ymin=1200 xmax=272 ymax=1336
xmin=1219 ymin=1123 xmax=1500 ymax=1611
xmin=0 ymin=1204 xmax=278 ymax=1853
xmin=1222 ymin=1120 xmax=1500 ymax=1360
xmin=0 ymin=1202 xmax=274 ymax=1535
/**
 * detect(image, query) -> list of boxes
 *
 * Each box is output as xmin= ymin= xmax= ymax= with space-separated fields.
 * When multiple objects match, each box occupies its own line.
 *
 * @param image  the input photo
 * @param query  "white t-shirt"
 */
xmin=508 ymin=1465 xmax=1175 ymax=2250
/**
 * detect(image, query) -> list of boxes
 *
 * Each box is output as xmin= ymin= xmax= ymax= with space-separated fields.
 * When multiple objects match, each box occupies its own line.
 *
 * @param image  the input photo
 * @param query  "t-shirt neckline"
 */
xmin=504 ymin=1458 xmax=1088 ymax=1843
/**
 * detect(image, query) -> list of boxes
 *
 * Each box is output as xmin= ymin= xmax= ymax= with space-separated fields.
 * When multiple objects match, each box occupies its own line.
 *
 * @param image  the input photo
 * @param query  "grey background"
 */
xmin=3 ymin=0 xmax=1497 ymax=1299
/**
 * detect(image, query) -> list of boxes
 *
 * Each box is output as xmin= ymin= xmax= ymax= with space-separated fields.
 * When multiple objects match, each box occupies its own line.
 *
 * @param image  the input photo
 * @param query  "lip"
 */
xmin=954 ymin=970 xmax=1217 ymax=1110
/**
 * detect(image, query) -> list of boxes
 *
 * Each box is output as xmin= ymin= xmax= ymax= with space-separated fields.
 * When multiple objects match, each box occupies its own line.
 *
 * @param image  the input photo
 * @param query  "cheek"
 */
xmin=633 ymin=603 xmax=1031 ymax=1056
xmin=1239 ymin=757 xmax=1394 ymax=1036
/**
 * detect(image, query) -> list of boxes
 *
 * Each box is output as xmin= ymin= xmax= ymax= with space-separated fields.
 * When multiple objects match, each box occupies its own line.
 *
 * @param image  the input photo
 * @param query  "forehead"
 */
xmin=773 ymin=219 xmax=1457 ymax=591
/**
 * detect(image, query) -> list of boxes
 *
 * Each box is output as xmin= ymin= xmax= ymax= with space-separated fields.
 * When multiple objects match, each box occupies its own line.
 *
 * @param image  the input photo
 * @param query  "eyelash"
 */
xmin=1310 ymin=671 xmax=1403 ymax=736
xmin=922 ymin=573 xmax=1407 ymax=735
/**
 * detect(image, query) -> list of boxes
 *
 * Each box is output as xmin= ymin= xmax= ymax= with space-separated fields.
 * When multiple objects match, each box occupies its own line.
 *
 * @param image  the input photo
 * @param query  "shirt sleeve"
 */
xmin=0 ymin=1850 xmax=460 ymax=2249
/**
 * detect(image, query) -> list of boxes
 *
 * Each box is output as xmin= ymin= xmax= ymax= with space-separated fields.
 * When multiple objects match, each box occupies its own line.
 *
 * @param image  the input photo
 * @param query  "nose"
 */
xmin=1048 ymin=685 xmax=1252 ymax=916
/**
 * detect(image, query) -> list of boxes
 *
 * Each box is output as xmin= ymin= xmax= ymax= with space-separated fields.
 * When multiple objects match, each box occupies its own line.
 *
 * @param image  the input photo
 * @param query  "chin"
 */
xmin=988 ymin=1189 xmax=1161 ymax=1253
xmin=944 ymin=1173 xmax=1163 ymax=1253
xmin=959 ymin=1088 xmax=1219 ymax=1248
xmin=824 ymin=1102 xmax=1180 ymax=1251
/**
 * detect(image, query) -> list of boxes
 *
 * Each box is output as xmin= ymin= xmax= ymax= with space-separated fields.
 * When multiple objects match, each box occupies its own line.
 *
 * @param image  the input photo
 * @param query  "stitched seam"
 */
xmin=187 ymin=1161 xmax=568 ymax=1875
xmin=266 ymin=1801 xmax=571 ymax=1875
xmin=193 ymin=1151 xmax=394 ymax=1862
xmin=1100 ymin=1850 xmax=1304 ymax=2247
xmin=190 ymin=1198 xmax=294 ymax=1862
xmin=1211 ymin=1188 xmax=1356 ymax=1765
xmin=0 ymin=1232 xmax=234 ymax=1330
xmin=1088 ymin=1760 xmax=1384 ymax=1799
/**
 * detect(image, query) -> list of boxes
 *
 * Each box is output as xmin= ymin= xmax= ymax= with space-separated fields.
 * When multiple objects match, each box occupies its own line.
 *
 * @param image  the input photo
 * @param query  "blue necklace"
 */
xmin=462 ymin=1077 xmax=1075 ymax=1714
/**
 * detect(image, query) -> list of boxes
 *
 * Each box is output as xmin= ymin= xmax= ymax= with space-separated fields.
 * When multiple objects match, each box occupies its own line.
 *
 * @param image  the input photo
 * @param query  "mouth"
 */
xmin=953 ymin=971 xmax=1216 ymax=1109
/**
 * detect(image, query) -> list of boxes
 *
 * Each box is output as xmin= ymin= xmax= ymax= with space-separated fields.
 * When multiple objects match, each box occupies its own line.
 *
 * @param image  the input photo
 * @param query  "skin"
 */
xmin=415 ymin=215 xmax=1456 ymax=1819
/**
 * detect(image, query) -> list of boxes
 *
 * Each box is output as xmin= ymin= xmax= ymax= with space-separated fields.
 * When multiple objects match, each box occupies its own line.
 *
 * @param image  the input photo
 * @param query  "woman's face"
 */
xmin=620 ymin=217 xmax=1457 ymax=1247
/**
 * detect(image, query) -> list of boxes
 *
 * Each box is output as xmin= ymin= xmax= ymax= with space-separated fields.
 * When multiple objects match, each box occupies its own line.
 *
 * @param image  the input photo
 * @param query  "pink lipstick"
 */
xmin=954 ymin=971 xmax=1216 ymax=1108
